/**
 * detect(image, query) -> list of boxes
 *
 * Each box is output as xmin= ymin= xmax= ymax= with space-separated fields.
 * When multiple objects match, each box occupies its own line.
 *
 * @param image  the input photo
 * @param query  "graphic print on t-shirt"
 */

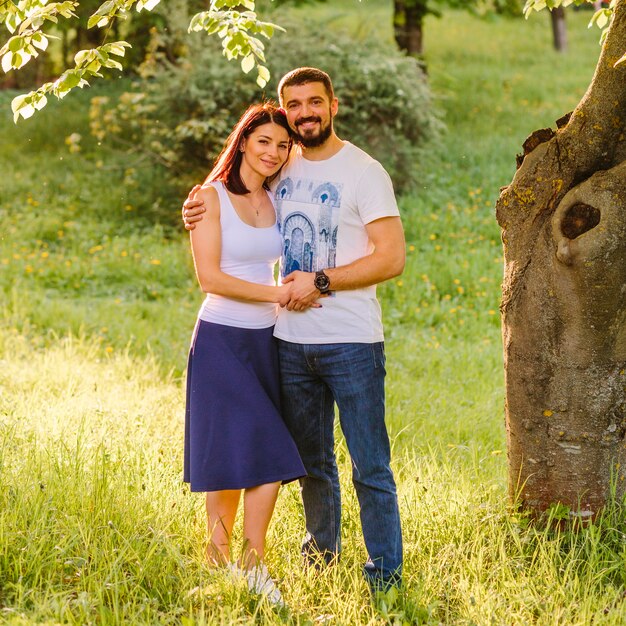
xmin=274 ymin=176 xmax=342 ymax=278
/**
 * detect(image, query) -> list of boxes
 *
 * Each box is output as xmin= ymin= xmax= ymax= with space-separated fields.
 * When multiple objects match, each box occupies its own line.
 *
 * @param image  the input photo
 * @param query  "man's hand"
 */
xmin=182 ymin=184 xmax=206 ymax=231
xmin=282 ymin=271 xmax=322 ymax=311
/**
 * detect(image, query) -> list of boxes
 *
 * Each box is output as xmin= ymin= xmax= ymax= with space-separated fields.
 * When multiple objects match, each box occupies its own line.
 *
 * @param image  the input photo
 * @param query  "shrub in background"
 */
xmin=91 ymin=16 xmax=440 ymax=206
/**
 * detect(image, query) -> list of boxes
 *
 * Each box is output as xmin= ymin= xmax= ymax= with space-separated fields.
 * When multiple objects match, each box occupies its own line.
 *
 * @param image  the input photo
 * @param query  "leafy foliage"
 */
xmin=90 ymin=19 xmax=440 ymax=195
xmin=0 ymin=0 xmax=282 ymax=120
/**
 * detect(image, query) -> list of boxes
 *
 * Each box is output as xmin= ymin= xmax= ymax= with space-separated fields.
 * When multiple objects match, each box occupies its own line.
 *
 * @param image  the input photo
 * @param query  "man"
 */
xmin=183 ymin=67 xmax=405 ymax=590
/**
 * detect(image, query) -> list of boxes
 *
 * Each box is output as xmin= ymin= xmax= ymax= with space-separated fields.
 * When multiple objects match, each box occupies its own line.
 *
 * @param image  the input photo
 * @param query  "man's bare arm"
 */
xmin=182 ymin=184 xmax=205 ymax=230
xmin=283 ymin=216 xmax=405 ymax=311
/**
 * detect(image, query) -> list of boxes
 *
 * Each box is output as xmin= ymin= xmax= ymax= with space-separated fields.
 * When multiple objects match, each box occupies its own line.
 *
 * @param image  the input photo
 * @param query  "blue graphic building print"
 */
xmin=275 ymin=176 xmax=342 ymax=277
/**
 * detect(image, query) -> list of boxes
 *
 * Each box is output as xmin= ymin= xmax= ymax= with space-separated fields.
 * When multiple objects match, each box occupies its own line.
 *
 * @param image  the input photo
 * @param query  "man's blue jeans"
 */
xmin=277 ymin=340 xmax=403 ymax=587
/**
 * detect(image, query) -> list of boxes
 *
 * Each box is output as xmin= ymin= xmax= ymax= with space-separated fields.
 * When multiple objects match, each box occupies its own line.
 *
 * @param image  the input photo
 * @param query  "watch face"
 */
xmin=314 ymin=273 xmax=330 ymax=290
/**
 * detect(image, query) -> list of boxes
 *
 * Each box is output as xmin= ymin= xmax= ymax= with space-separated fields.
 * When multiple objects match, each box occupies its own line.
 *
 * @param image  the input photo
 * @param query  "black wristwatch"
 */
xmin=314 ymin=269 xmax=331 ymax=294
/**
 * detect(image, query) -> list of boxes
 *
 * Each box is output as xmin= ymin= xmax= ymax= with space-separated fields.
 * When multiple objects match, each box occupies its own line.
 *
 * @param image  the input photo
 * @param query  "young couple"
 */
xmin=183 ymin=67 xmax=406 ymax=603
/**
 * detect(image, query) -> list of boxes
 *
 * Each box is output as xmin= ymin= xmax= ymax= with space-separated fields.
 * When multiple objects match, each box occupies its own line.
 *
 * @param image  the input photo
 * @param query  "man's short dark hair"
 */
xmin=278 ymin=67 xmax=334 ymax=103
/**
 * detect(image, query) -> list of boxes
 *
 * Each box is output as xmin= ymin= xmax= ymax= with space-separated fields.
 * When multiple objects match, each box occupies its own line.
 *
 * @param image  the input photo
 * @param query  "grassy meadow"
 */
xmin=3 ymin=3 xmax=626 ymax=624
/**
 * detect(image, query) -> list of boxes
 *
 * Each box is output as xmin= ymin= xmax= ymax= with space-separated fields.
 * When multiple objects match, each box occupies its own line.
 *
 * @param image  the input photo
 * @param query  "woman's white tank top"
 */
xmin=198 ymin=181 xmax=282 ymax=329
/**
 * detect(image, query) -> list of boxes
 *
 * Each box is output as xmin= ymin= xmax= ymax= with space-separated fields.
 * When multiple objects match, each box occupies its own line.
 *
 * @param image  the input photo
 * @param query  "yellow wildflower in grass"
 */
xmin=396 ymin=280 xmax=403 ymax=287
xmin=64 ymin=133 xmax=82 ymax=154
xmin=150 ymin=259 xmax=161 ymax=265
xmin=408 ymin=245 xmax=415 ymax=252
xmin=429 ymin=234 xmax=437 ymax=241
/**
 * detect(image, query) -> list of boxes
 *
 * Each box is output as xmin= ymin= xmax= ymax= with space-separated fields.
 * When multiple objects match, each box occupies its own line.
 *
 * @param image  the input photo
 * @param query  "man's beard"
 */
xmin=294 ymin=116 xmax=333 ymax=148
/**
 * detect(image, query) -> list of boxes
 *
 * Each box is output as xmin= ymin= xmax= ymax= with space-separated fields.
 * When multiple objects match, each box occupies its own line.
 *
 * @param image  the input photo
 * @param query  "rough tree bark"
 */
xmin=496 ymin=0 xmax=626 ymax=518
xmin=550 ymin=6 xmax=568 ymax=52
xmin=393 ymin=0 xmax=427 ymax=56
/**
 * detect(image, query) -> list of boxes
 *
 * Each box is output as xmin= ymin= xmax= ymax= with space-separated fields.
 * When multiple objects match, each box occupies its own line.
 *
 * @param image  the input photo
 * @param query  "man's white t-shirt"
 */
xmin=271 ymin=141 xmax=400 ymax=345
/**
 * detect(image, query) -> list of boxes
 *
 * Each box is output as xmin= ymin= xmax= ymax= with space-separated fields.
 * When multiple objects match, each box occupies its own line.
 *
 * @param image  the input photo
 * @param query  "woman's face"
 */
xmin=241 ymin=122 xmax=290 ymax=179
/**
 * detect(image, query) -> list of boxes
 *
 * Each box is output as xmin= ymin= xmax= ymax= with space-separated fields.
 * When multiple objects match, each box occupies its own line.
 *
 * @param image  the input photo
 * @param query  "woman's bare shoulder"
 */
xmin=192 ymin=183 xmax=221 ymax=216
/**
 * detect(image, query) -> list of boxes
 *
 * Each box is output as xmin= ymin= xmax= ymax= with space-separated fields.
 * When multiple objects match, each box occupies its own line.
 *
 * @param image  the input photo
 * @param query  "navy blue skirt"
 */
xmin=184 ymin=319 xmax=305 ymax=492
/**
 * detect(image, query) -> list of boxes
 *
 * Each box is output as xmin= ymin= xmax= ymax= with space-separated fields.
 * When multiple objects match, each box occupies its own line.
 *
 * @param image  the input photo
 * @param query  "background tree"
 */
xmin=550 ymin=5 xmax=567 ymax=51
xmin=497 ymin=0 xmax=625 ymax=518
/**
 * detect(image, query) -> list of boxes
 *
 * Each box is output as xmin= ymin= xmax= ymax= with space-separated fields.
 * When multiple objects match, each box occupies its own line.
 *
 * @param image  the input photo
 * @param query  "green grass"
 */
xmin=3 ymin=4 xmax=626 ymax=625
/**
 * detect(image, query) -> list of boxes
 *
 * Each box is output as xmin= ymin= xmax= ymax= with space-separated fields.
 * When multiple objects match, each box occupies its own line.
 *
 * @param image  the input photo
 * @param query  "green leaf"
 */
xmin=32 ymin=34 xmax=49 ymax=52
xmin=256 ymin=65 xmax=270 ymax=88
xmin=34 ymin=94 xmax=47 ymax=110
xmin=140 ymin=0 xmax=161 ymax=11
xmin=11 ymin=52 xmax=23 ymax=69
xmin=16 ymin=101 xmax=36 ymax=120
xmin=8 ymin=37 xmax=22 ymax=53
xmin=240 ymin=53 xmax=254 ymax=74
xmin=257 ymin=65 xmax=270 ymax=82
xmin=6 ymin=14 xmax=19 ymax=34
xmin=105 ymin=42 xmax=130 ymax=57
xmin=60 ymin=71 xmax=81 ymax=90
xmin=596 ymin=10 xmax=609 ymax=29
xmin=10 ymin=94 xmax=29 ymax=114
xmin=103 ymin=58 xmax=123 ymax=70
xmin=74 ymin=50 xmax=92 ymax=66
xmin=1 ymin=53 xmax=13 ymax=73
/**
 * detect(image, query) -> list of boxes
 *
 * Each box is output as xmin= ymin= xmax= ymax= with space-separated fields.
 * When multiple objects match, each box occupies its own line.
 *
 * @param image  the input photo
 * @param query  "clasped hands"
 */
xmin=182 ymin=187 xmax=324 ymax=312
xmin=279 ymin=271 xmax=325 ymax=311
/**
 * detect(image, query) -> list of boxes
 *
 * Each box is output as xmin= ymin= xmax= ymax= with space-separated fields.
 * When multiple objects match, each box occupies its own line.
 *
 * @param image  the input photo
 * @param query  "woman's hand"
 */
xmin=277 ymin=282 xmax=323 ymax=310
xmin=276 ymin=284 xmax=292 ymax=308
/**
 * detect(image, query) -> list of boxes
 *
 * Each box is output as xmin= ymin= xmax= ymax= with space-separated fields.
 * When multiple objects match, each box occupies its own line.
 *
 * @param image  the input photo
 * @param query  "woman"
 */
xmin=184 ymin=103 xmax=307 ymax=603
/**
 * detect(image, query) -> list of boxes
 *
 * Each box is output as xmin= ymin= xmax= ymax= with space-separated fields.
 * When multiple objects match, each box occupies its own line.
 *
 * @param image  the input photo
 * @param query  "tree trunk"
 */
xmin=551 ymin=6 xmax=568 ymax=53
xmin=496 ymin=0 xmax=626 ymax=518
xmin=393 ymin=0 xmax=425 ymax=57
xmin=393 ymin=1 xmax=408 ymax=51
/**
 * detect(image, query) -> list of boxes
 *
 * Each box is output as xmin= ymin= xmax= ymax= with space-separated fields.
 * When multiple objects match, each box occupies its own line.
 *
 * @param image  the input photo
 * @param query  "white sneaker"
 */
xmin=245 ymin=563 xmax=283 ymax=605
xmin=226 ymin=562 xmax=244 ymax=579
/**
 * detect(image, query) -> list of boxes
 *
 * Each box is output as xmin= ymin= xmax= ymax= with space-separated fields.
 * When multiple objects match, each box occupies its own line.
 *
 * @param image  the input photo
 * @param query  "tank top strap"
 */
xmin=204 ymin=181 xmax=236 ymax=227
